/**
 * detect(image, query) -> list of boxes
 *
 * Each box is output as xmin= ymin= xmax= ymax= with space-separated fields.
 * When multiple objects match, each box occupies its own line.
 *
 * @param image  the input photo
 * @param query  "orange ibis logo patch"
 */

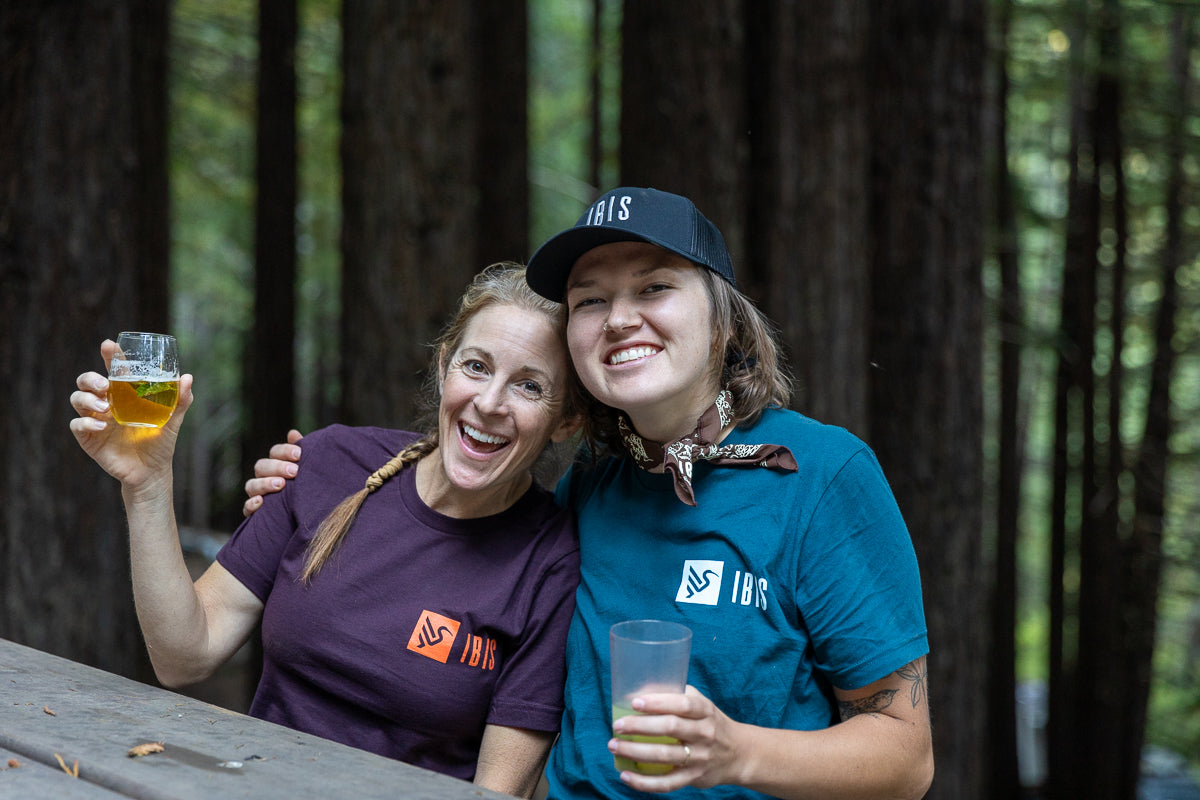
xmin=407 ymin=610 xmax=461 ymax=663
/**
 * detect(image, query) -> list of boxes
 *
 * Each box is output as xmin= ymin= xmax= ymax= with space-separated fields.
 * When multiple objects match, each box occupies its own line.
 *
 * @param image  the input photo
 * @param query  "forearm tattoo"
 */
xmin=837 ymin=659 xmax=928 ymax=721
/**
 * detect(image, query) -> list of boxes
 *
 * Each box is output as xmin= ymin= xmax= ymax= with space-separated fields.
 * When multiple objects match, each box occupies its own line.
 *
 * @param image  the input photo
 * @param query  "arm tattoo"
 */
xmin=837 ymin=659 xmax=929 ymax=721
xmin=838 ymin=689 xmax=897 ymax=720
xmin=897 ymin=659 xmax=929 ymax=710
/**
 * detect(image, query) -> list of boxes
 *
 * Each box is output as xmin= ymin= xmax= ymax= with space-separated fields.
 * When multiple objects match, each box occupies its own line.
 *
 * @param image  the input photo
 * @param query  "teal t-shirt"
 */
xmin=545 ymin=407 xmax=928 ymax=800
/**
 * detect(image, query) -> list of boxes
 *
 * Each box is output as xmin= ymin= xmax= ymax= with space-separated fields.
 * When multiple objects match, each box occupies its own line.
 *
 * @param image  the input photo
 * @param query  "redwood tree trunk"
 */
xmin=340 ymin=0 xmax=526 ymax=427
xmin=748 ymin=0 xmax=871 ymax=434
xmin=867 ymin=3 xmax=987 ymax=798
xmin=619 ymin=0 xmax=747 ymax=264
xmin=471 ymin=0 xmax=527 ymax=266
xmin=1075 ymin=1 xmax=1125 ymax=795
xmin=0 ymin=1 xmax=168 ymax=679
xmin=245 ymin=0 xmax=297 ymax=511
xmin=1048 ymin=9 xmax=1099 ymax=798
xmin=988 ymin=0 xmax=1022 ymax=795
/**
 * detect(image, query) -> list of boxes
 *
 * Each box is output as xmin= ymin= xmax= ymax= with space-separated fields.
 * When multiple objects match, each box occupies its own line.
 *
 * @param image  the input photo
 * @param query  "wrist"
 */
xmin=122 ymin=472 xmax=175 ymax=508
xmin=724 ymin=719 xmax=757 ymax=788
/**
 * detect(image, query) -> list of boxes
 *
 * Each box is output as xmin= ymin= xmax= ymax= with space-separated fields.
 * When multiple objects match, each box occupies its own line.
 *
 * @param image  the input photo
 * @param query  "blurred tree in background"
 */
xmin=0 ymin=0 xmax=168 ymax=682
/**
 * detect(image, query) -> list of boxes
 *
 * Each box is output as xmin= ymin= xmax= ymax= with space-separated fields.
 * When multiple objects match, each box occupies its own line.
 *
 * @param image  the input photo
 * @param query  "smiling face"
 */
xmin=424 ymin=303 xmax=576 ymax=517
xmin=564 ymin=242 xmax=722 ymax=442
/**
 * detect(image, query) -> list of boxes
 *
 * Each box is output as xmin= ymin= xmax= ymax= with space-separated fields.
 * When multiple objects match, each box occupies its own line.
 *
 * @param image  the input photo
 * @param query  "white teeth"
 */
xmin=609 ymin=347 xmax=657 ymax=365
xmin=463 ymin=423 xmax=509 ymax=445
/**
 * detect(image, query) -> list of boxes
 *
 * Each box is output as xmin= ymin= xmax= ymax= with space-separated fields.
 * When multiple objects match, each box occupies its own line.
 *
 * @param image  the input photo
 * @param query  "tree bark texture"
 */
xmin=866 ymin=3 xmax=987 ymax=798
xmin=340 ymin=0 xmax=526 ymax=427
xmin=245 ymin=0 xmax=298 ymax=509
xmin=987 ymin=0 xmax=1022 ymax=795
xmin=747 ymin=0 xmax=871 ymax=435
xmin=471 ymin=0 xmax=527 ymax=266
xmin=1074 ymin=1 xmax=1126 ymax=795
xmin=620 ymin=0 xmax=747 ymax=267
xmin=0 ymin=1 xmax=168 ymax=679
xmin=1048 ymin=8 xmax=1099 ymax=797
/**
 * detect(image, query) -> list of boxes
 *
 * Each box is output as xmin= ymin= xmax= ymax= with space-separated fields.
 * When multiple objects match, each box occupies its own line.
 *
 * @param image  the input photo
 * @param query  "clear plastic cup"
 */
xmin=609 ymin=619 xmax=692 ymax=775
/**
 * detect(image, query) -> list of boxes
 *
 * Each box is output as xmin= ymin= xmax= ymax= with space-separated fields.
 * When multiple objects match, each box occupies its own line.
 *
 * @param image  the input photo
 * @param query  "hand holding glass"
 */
xmin=610 ymin=619 xmax=692 ymax=775
xmin=107 ymin=332 xmax=179 ymax=428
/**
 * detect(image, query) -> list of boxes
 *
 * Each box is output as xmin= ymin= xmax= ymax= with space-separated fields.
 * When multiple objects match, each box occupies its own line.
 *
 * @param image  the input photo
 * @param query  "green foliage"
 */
xmin=529 ymin=0 xmax=620 ymax=245
xmin=296 ymin=0 xmax=342 ymax=431
xmin=169 ymin=0 xmax=342 ymax=525
xmin=1000 ymin=0 xmax=1200 ymax=770
xmin=170 ymin=0 xmax=257 ymax=524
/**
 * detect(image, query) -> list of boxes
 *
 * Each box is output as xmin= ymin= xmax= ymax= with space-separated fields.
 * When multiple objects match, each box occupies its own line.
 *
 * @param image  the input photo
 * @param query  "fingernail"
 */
xmin=286 ymin=465 xmax=298 ymax=477
xmin=272 ymin=478 xmax=284 ymax=489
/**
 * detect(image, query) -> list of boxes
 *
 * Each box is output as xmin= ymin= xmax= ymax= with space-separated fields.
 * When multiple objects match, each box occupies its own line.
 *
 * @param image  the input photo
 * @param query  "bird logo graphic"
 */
xmin=406 ymin=610 xmax=461 ymax=662
xmin=675 ymin=560 xmax=724 ymax=605
xmin=686 ymin=566 xmax=720 ymax=598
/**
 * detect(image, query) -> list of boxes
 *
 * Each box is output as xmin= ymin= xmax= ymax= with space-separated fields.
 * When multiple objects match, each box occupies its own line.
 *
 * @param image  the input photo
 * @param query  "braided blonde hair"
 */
xmin=300 ymin=436 xmax=437 ymax=583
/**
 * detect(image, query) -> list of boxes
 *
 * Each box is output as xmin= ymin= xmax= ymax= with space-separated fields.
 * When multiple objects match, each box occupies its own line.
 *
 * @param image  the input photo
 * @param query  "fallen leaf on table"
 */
xmin=43 ymin=706 xmax=56 ymax=716
xmin=54 ymin=753 xmax=78 ymax=777
xmin=127 ymin=742 xmax=165 ymax=758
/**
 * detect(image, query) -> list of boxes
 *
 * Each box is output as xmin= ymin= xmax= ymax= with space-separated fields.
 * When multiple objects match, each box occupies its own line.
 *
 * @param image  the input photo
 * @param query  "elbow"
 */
xmin=148 ymin=653 xmax=213 ymax=690
xmin=904 ymin=744 xmax=935 ymax=800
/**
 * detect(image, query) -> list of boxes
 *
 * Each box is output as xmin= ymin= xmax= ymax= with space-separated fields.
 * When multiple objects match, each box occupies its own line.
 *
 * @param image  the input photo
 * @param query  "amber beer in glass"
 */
xmin=108 ymin=332 xmax=179 ymax=428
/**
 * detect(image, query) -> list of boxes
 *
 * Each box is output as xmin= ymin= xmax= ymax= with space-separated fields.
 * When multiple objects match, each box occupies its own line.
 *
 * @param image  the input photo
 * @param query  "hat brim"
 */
xmin=526 ymin=227 xmax=700 ymax=303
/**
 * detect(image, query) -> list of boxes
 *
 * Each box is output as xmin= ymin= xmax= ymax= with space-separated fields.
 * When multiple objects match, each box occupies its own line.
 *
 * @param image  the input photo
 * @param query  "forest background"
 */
xmin=1 ymin=2 xmax=1198 ymax=799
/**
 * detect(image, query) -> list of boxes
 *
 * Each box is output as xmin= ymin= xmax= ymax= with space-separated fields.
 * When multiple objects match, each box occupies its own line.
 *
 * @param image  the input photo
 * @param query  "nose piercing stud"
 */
xmin=603 ymin=322 xmax=609 ymax=333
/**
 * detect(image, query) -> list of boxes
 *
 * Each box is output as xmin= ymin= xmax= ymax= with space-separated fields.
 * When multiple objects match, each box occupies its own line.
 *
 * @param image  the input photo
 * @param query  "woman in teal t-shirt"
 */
xmin=520 ymin=186 xmax=932 ymax=800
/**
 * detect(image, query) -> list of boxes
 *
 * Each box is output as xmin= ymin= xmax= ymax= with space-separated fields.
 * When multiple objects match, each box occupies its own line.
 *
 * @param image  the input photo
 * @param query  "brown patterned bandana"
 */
xmin=618 ymin=390 xmax=799 ymax=506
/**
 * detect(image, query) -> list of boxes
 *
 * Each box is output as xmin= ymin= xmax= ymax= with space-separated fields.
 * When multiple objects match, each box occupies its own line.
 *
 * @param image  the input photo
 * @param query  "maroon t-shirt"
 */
xmin=216 ymin=425 xmax=579 ymax=780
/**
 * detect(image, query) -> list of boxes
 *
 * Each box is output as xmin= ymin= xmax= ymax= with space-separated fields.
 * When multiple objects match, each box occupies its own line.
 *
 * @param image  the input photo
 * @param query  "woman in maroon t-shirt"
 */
xmin=69 ymin=263 xmax=584 ymax=797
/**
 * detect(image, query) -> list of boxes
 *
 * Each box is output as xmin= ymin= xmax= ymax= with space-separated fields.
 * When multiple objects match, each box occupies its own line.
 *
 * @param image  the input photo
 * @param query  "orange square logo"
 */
xmin=407 ymin=610 xmax=461 ymax=663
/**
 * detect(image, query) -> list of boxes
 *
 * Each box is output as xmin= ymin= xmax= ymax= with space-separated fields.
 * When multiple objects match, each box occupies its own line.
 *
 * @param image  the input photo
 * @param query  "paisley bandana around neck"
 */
xmin=618 ymin=390 xmax=799 ymax=507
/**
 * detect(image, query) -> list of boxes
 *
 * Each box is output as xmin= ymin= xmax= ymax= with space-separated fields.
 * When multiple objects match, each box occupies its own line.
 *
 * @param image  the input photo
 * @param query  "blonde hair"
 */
xmin=300 ymin=262 xmax=583 ymax=582
xmin=299 ymin=437 xmax=435 ymax=583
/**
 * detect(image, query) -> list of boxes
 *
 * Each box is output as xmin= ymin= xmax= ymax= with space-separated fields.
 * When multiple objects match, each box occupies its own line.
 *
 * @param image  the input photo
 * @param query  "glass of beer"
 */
xmin=107 ymin=332 xmax=180 ymax=428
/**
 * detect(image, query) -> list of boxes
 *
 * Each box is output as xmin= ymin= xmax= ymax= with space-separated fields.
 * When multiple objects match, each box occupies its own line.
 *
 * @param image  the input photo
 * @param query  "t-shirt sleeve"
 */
xmin=215 ymin=463 xmax=299 ymax=603
xmin=795 ymin=447 xmax=928 ymax=690
xmin=486 ymin=512 xmax=581 ymax=732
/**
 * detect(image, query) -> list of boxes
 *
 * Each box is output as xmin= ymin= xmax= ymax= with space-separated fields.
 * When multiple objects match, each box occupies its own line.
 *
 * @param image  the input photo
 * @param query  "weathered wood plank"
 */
xmin=1 ymin=744 xmax=132 ymax=799
xmin=0 ymin=639 xmax=512 ymax=799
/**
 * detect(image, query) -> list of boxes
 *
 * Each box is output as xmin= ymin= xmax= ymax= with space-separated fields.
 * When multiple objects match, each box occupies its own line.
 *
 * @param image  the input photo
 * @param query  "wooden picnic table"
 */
xmin=0 ymin=637 xmax=514 ymax=799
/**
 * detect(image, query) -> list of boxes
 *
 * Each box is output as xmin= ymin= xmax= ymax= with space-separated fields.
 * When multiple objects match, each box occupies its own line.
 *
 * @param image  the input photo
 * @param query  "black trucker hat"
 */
xmin=525 ymin=187 xmax=736 ymax=303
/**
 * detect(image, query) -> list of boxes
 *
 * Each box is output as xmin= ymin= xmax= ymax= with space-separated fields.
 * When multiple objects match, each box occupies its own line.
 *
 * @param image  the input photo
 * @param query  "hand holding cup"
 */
xmin=609 ymin=619 xmax=692 ymax=775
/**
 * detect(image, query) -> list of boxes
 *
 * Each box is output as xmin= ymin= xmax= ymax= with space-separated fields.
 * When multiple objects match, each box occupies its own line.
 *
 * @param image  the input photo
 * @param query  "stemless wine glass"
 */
xmin=107 ymin=332 xmax=180 ymax=428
